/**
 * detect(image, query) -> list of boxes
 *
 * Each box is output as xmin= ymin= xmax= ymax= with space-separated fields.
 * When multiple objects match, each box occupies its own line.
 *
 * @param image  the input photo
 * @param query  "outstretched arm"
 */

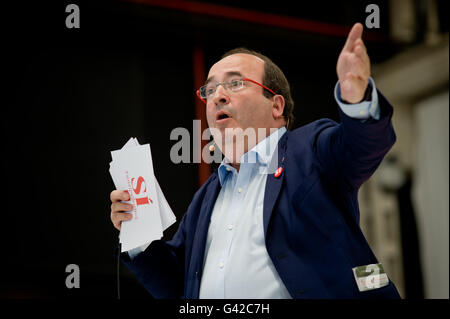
xmin=315 ymin=23 xmax=396 ymax=190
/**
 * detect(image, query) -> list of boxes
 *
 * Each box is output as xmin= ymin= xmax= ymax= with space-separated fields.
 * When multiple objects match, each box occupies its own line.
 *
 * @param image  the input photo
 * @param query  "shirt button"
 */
xmin=238 ymin=187 xmax=242 ymax=193
xmin=228 ymin=225 xmax=233 ymax=230
xmin=219 ymin=262 xmax=224 ymax=269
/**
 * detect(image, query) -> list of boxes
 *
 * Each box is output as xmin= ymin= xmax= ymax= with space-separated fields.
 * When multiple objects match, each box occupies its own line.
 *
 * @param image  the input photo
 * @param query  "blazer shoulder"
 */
xmin=291 ymin=118 xmax=338 ymax=135
xmin=288 ymin=118 xmax=339 ymax=146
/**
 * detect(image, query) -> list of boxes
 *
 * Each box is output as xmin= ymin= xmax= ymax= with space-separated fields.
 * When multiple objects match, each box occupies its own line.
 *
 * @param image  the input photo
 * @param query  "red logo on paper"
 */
xmin=125 ymin=171 xmax=154 ymax=220
xmin=131 ymin=176 xmax=154 ymax=206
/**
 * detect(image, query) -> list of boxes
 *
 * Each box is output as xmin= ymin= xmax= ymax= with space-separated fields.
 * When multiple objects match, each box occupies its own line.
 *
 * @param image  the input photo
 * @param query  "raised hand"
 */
xmin=336 ymin=23 xmax=371 ymax=104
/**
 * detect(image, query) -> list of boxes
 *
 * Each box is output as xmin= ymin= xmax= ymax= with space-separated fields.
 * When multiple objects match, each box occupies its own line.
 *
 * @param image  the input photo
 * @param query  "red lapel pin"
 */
xmin=274 ymin=167 xmax=283 ymax=178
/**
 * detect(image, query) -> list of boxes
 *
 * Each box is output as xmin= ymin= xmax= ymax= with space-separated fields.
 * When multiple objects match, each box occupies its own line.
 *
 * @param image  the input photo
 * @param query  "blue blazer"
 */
xmin=122 ymin=91 xmax=401 ymax=299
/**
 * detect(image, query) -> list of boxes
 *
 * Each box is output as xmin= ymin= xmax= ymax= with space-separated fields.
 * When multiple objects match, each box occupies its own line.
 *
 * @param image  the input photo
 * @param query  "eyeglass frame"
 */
xmin=196 ymin=77 xmax=277 ymax=103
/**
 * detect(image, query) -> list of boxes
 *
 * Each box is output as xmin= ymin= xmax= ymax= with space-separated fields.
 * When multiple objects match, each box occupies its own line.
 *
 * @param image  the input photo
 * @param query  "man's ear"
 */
xmin=272 ymin=95 xmax=285 ymax=120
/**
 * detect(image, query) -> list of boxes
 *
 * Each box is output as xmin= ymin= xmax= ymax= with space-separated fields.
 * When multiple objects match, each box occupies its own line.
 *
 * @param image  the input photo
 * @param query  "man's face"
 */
xmin=205 ymin=53 xmax=274 ymax=136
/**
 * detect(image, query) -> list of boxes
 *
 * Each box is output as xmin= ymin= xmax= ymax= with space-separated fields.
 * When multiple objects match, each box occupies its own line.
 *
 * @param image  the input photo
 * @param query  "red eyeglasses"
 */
xmin=196 ymin=78 xmax=277 ymax=103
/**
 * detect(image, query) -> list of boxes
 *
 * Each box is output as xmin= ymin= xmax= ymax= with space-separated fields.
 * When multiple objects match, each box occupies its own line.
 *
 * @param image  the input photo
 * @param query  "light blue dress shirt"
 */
xmin=199 ymin=126 xmax=291 ymax=298
xmin=129 ymin=79 xmax=381 ymax=298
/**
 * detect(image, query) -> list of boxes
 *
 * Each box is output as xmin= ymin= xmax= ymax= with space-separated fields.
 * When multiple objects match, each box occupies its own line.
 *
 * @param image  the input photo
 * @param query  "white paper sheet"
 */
xmin=109 ymin=138 xmax=176 ymax=252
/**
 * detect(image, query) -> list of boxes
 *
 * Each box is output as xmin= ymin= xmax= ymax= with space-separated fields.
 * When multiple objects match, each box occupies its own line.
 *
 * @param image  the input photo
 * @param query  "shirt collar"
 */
xmin=217 ymin=126 xmax=287 ymax=186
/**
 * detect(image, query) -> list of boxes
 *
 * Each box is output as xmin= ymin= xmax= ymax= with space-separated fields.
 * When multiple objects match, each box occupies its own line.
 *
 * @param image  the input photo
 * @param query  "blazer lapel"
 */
xmin=263 ymin=132 xmax=288 ymax=239
xmin=189 ymin=173 xmax=221 ymax=297
xmin=193 ymin=174 xmax=221 ymax=255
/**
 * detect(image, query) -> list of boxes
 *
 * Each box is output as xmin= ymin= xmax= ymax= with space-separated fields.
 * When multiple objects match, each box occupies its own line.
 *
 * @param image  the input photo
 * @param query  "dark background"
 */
xmin=1 ymin=0 xmax=447 ymax=299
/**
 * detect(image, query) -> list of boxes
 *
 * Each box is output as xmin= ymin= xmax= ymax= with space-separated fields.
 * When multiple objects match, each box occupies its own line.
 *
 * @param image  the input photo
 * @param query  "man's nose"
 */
xmin=212 ymin=84 xmax=230 ymax=106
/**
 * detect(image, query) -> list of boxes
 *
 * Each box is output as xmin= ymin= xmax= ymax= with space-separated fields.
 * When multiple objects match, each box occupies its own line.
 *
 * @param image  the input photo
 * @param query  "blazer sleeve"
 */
xmin=120 ymin=213 xmax=187 ymax=299
xmin=314 ymin=89 xmax=396 ymax=190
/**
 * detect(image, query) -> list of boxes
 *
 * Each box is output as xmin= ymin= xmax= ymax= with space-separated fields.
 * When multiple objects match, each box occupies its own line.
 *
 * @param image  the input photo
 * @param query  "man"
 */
xmin=110 ymin=23 xmax=401 ymax=298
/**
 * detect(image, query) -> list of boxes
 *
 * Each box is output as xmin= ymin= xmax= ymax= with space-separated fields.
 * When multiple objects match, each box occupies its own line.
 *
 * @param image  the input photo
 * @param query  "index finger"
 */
xmin=110 ymin=189 xmax=130 ymax=202
xmin=343 ymin=23 xmax=363 ymax=52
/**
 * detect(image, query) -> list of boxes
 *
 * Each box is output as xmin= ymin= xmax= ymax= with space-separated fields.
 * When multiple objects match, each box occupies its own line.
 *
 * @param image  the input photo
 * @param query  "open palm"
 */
xmin=337 ymin=23 xmax=371 ymax=104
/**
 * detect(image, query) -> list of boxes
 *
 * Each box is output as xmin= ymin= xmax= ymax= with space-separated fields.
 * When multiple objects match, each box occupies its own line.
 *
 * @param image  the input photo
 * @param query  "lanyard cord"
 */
xmin=117 ymin=241 xmax=121 ymax=300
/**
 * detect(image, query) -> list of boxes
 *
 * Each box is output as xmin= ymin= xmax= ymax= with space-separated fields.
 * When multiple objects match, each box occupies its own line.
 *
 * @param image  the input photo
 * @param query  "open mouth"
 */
xmin=216 ymin=110 xmax=232 ymax=123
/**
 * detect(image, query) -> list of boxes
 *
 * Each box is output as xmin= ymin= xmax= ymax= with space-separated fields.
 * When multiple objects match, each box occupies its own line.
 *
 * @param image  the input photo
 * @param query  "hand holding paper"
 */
xmin=109 ymin=138 xmax=176 ymax=252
